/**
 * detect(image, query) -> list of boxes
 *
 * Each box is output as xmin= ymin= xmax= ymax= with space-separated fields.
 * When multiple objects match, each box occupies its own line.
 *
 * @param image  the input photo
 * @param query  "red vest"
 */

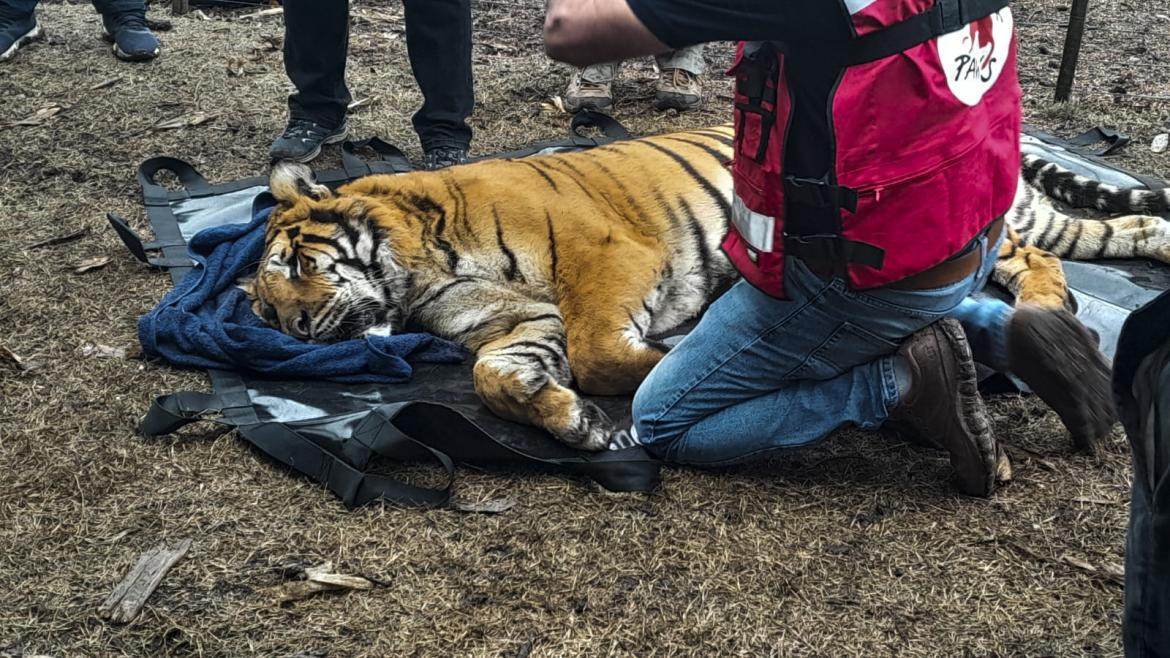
xmin=724 ymin=0 xmax=1022 ymax=298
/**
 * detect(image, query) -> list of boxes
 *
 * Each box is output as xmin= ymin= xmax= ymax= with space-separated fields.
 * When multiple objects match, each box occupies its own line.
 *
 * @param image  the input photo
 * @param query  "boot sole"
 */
xmin=935 ymin=318 xmax=1000 ymax=497
xmin=1 ymin=23 xmax=41 ymax=62
xmin=1009 ymin=305 xmax=1116 ymax=453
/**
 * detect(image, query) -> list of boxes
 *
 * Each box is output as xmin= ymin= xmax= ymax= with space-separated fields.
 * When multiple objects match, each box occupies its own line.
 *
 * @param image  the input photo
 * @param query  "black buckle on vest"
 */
xmin=786 ymin=234 xmax=887 ymax=271
xmin=783 ymin=176 xmax=859 ymax=214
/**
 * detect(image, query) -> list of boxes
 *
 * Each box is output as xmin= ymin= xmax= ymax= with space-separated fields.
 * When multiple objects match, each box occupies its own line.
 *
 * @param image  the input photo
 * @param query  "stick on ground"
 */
xmin=98 ymin=539 xmax=192 ymax=624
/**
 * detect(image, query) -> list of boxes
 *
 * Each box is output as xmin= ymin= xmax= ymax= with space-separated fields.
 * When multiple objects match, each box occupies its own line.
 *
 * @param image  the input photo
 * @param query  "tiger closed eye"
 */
xmin=298 ymin=252 xmax=316 ymax=273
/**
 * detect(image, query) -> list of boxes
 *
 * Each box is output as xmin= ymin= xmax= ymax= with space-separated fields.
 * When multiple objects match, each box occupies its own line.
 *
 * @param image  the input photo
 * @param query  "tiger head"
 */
xmin=250 ymin=161 xmax=410 ymax=341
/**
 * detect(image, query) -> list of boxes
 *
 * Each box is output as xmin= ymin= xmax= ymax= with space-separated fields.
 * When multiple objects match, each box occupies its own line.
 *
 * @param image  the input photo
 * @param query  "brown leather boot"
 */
xmin=1007 ymin=305 xmax=1116 ymax=454
xmin=888 ymin=318 xmax=1001 ymax=497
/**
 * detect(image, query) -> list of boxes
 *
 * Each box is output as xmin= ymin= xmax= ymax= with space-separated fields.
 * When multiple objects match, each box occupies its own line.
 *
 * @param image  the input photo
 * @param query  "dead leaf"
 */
xmin=347 ymin=96 xmax=380 ymax=112
xmin=260 ymin=35 xmax=282 ymax=51
xmin=72 ymin=255 xmax=112 ymax=274
xmin=98 ymin=539 xmax=192 ymax=623
xmin=26 ymin=227 xmax=89 ymax=249
xmin=1152 ymin=133 xmax=1168 ymax=154
xmin=227 ymin=58 xmax=246 ymax=77
xmin=1061 ymin=555 xmax=1125 ymax=586
xmin=192 ymin=9 xmax=210 ymax=20
xmin=453 ymin=497 xmax=516 ymax=514
xmin=8 ymin=104 xmax=64 ymax=127
xmin=89 ymin=77 xmax=122 ymax=91
xmin=1004 ymin=444 xmax=1058 ymax=472
xmin=80 ymin=343 xmax=128 ymax=359
xmin=551 ymin=95 xmax=566 ymax=113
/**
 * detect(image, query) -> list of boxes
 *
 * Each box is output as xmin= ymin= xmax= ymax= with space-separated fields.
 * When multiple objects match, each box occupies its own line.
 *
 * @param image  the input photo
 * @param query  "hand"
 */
xmin=544 ymin=0 xmax=671 ymax=66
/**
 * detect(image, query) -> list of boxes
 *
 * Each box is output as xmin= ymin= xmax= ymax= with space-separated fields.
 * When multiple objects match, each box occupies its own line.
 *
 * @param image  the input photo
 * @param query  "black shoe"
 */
xmin=422 ymin=146 xmax=468 ymax=170
xmin=269 ymin=119 xmax=348 ymax=164
xmin=101 ymin=11 xmax=160 ymax=62
xmin=0 ymin=12 xmax=40 ymax=62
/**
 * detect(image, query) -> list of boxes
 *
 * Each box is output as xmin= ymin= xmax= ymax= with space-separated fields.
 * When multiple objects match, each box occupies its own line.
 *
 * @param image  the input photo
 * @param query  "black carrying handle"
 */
xmin=137 ymin=157 xmax=214 ymax=205
xmin=106 ymin=213 xmax=192 ymax=268
xmin=340 ymin=137 xmax=414 ymax=179
xmin=1067 ymin=127 xmax=1130 ymax=157
xmin=140 ymin=392 xmax=455 ymax=508
xmin=570 ymin=110 xmax=632 ymax=146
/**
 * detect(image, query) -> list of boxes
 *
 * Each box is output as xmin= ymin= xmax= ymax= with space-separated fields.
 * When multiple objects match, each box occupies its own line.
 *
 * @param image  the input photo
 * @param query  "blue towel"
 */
xmin=139 ymin=198 xmax=467 ymax=383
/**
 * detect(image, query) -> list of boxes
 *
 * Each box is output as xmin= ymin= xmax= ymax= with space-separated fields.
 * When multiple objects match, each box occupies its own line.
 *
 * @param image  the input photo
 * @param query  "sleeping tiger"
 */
xmin=251 ymin=125 xmax=1170 ymax=449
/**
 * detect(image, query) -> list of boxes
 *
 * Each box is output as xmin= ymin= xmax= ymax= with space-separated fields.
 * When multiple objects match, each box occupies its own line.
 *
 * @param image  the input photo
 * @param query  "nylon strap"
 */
xmin=847 ymin=0 xmax=1012 ymax=65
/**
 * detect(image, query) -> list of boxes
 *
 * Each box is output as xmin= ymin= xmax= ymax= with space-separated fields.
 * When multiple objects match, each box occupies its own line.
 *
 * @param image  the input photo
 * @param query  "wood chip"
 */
xmin=80 ymin=343 xmax=128 ymax=359
xmin=72 ymin=255 xmax=112 ymax=274
xmin=238 ymin=7 xmax=283 ymax=19
xmin=27 ymin=227 xmax=89 ymax=249
xmin=1067 ymin=496 xmax=1117 ymax=506
xmin=98 ymin=539 xmax=192 ymax=623
xmin=89 ymin=77 xmax=122 ymax=91
xmin=7 ymin=104 xmax=64 ymax=127
xmin=1004 ymin=444 xmax=1058 ymax=472
xmin=453 ymin=497 xmax=516 ymax=514
xmin=150 ymin=112 xmax=216 ymax=132
xmin=347 ymin=96 xmax=380 ymax=112
xmin=0 ymin=345 xmax=26 ymax=371
xmin=269 ymin=561 xmax=373 ymax=603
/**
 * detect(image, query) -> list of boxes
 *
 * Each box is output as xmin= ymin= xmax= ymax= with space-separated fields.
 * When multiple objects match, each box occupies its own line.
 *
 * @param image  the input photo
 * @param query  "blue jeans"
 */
xmin=0 ymin=0 xmax=143 ymax=19
xmin=632 ymin=232 xmax=1012 ymax=465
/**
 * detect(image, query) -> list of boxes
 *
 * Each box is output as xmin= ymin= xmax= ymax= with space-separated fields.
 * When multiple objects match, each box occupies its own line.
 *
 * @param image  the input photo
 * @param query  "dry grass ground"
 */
xmin=1 ymin=0 xmax=1168 ymax=655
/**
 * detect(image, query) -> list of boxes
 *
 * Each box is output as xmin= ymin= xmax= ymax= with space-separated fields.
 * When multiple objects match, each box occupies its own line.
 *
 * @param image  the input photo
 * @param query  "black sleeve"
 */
xmin=626 ymin=0 xmax=796 ymax=49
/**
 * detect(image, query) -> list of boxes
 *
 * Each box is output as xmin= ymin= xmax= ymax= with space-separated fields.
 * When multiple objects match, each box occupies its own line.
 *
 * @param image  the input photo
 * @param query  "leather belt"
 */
xmin=801 ymin=216 xmax=1003 ymax=290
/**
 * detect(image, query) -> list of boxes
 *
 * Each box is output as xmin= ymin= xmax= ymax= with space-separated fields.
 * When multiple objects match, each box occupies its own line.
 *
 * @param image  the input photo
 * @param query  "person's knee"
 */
xmin=631 ymin=374 xmax=687 ymax=456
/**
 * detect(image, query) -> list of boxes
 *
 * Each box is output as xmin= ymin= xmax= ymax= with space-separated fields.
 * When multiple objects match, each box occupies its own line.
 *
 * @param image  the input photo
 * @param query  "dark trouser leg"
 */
xmin=0 ymin=0 xmax=38 ymax=20
xmin=1114 ymin=297 xmax=1170 ymax=657
xmin=402 ymin=0 xmax=473 ymax=150
xmin=282 ymin=0 xmax=350 ymax=128
xmin=90 ymin=0 xmax=145 ymax=15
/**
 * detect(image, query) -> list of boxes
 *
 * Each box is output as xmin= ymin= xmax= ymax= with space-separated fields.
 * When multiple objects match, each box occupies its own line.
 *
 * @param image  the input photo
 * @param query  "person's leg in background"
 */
xmin=654 ymin=44 xmax=704 ymax=111
xmin=0 ymin=0 xmax=41 ymax=62
xmin=1112 ymin=293 xmax=1170 ymax=656
xmin=403 ymin=0 xmax=474 ymax=169
xmin=564 ymin=61 xmax=620 ymax=113
xmin=91 ymin=0 xmax=158 ymax=61
xmin=269 ymin=0 xmax=351 ymax=163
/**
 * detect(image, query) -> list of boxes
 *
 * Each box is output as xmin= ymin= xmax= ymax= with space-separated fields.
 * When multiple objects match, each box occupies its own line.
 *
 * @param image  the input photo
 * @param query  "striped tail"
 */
xmin=1021 ymin=154 xmax=1170 ymax=215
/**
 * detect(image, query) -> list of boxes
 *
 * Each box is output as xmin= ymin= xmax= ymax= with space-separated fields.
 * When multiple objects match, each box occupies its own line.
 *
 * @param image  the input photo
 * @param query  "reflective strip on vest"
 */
xmin=731 ymin=194 xmax=776 ymax=253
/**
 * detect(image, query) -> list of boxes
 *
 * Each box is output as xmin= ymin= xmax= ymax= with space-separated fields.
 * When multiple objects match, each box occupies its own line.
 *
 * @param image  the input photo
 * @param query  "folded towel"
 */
xmin=139 ymin=196 xmax=467 ymax=383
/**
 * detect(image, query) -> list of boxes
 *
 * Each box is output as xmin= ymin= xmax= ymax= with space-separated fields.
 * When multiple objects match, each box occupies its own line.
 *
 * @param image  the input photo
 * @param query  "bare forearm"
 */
xmin=544 ymin=0 xmax=671 ymax=67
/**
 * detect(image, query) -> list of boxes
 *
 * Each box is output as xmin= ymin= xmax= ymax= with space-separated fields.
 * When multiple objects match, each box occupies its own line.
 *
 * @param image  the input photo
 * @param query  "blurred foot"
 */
xmin=0 ymin=13 xmax=40 ymax=62
xmin=654 ymin=68 xmax=702 ymax=111
xmin=269 ymin=118 xmax=348 ymax=164
xmin=565 ymin=70 xmax=613 ymax=113
xmin=1007 ymin=304 xmax=1116 ymax=454
xmin=101 ymin=11 xmax=159 ymax=62
xmin=422 ymin=146 xmax=468 ymax=170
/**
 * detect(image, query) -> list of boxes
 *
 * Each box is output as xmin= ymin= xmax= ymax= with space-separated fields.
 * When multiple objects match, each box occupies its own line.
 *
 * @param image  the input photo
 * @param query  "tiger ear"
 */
xmin=269 ymin=160 xmax=332 ymax=204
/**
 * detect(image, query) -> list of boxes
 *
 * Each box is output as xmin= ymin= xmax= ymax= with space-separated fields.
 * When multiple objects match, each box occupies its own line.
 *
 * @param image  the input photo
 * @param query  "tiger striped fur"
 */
xmin=251 ymin=126 xmax=1170 ymax=449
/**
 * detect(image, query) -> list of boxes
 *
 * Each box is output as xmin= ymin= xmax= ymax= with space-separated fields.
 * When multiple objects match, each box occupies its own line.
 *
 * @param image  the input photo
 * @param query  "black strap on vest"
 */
xmin=847 ymin=0 xmax=1012 ymax=65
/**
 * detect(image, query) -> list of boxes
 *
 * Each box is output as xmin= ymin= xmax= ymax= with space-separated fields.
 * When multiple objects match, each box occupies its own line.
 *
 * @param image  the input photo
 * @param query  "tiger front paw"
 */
xmin=556 ymin=399 xmax=614 ymax=452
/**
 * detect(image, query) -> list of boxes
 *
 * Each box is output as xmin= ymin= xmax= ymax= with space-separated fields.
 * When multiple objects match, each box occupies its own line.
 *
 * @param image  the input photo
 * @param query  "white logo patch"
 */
xmin=936 ymin=8 xmax=1013 ymax=107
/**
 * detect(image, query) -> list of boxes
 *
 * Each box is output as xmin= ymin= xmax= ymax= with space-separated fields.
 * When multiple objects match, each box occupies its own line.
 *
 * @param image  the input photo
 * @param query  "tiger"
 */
xmin=250 ymin=125 xmax=1170 ymax=450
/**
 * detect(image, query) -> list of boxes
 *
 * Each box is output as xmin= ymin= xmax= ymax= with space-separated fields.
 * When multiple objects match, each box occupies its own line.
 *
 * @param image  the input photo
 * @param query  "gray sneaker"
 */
xmin=564 ymin=70 xmax=613 ymax=113
xmin=655 ymin=68 xmax=702 ymax=111
xmin=269 ymin=118 xmax=348 ymax=164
